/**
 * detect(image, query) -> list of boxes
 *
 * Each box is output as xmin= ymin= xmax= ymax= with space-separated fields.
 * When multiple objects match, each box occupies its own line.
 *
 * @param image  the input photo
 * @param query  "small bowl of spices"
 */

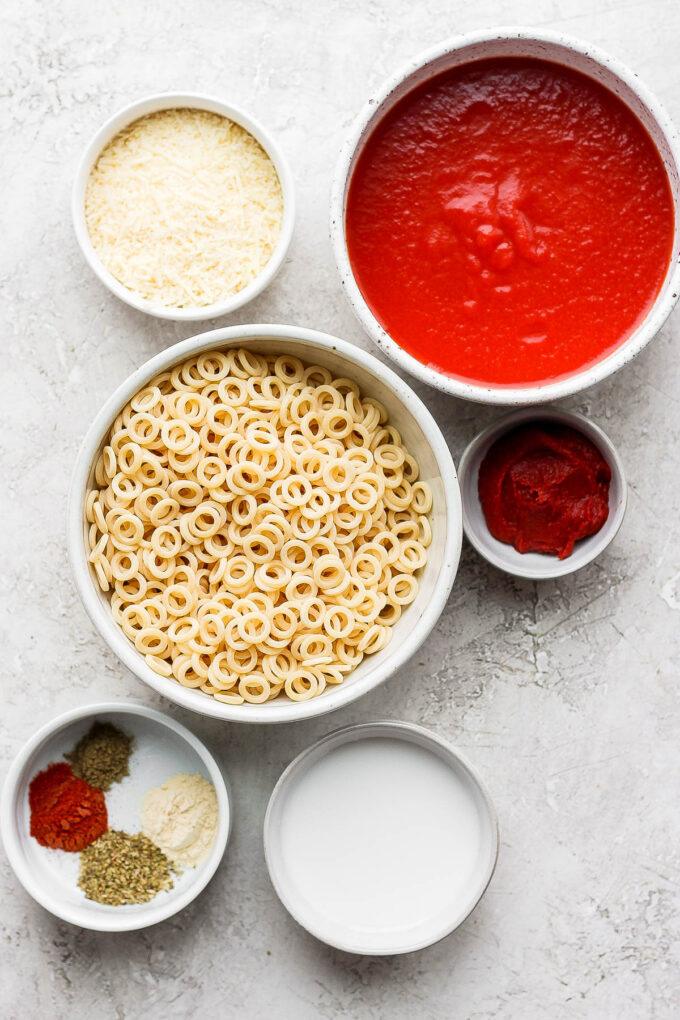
xmin=1 ymin=701 xmax=230 ymax=930
xmin=458 ymin=408 xmax=627 ymax=579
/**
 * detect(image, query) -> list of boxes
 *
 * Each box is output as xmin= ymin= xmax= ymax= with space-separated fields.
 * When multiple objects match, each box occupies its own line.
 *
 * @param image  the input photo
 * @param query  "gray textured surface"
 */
xmin=2 ymin=1 xmax=680 ymax=1017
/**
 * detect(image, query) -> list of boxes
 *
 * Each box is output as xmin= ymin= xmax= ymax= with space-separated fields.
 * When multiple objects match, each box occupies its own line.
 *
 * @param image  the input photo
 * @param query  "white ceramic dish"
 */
xmin=264 ymin=720 xmax=499 ymax=954
xmin=0 ymin=701 xmax=230 ymax=931
xmin=72 ymin=92 xmax=295 ymax=321
xmin=67 ymin=324 xmax=462 ymax=723
xmin=458 ymin=407 xmax=627 ymax=580
xmin=330 ymin=28 xmax=680 ymax=405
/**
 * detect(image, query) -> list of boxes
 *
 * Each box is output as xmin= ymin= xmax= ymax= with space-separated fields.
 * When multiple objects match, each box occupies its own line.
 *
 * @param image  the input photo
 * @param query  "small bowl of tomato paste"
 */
xmin=331 ymin=29 xmax=680 ymax=405
xmin=458 ymin=408 xmax=627 ymax=579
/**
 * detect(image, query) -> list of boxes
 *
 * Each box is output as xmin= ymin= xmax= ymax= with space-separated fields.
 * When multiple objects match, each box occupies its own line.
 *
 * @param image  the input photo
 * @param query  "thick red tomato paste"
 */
xmin=345 ymin=58 xmax=674 ymax=386
xmin=478 ymin=423 xmax=611 ymax=558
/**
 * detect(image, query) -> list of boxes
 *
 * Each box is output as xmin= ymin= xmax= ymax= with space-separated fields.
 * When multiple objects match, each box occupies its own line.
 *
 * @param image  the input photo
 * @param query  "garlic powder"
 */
xmin=140 ymin=772 xmax=218 ymax=868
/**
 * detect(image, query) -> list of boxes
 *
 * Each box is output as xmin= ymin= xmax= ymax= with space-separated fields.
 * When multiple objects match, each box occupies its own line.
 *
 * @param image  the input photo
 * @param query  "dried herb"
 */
xmin=66 ymin=721 xmax=133 ymax=791
xmin=78 ymin=829 xmax=175 ymax=905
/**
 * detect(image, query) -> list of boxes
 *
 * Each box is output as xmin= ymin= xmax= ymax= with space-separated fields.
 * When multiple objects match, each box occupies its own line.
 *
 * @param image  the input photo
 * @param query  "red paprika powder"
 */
xmin=29 ymin=762 xmax=107 ymax=851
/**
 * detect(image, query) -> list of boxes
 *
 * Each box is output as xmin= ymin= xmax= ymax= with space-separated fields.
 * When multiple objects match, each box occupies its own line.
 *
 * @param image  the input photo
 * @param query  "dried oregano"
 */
xmin=78 ymin=830 xmax=175 ymax=905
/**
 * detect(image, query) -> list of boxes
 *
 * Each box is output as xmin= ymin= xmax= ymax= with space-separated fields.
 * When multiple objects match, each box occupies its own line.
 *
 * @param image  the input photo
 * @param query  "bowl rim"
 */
xmin=458 ymin=406 xmax=628 ymax=579
xmin=67 ymin=323 xmax=462 ymax=723
xmin=72 ymin=91 xmax=295 ymax=322
xmin=330 ymin=26 xmax=680 ymax=405
xmin=0 ymin=700 xmax=231 ymax=931
xmin=263 ymin=719 xmax=500 ymax=954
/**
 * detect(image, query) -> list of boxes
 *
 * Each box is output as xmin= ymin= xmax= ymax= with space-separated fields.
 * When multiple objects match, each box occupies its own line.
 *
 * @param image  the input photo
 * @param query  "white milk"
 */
xmin=277 ymin=736 xmax=484 ymax=939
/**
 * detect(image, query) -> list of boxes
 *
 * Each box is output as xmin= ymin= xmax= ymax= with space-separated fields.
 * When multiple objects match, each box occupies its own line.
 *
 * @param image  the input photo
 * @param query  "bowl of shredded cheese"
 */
xmin=72 ymin=93 xmax=294 ymax=320
xmin=67 ymin=325 xmax=462 ymax=723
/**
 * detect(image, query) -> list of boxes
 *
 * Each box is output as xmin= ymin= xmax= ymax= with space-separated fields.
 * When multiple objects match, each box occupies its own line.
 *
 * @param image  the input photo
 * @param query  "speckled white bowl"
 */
xmin=73 ymin=92 xmax=295 ymax=321
xmin=67 ymin=325 xmax=462 ymax=723
xmin=458 ymin=407 xmax=627 ymax=579
xmin=0 ymin=701 xmax=231 ymax=931
xmin=331 ymin=28 xmax=680 ymax=405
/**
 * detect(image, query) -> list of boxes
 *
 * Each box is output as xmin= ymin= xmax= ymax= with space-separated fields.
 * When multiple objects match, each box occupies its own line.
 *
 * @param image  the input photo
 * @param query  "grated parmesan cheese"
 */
xmin=84 ymin=108 xmax=285 ymax=308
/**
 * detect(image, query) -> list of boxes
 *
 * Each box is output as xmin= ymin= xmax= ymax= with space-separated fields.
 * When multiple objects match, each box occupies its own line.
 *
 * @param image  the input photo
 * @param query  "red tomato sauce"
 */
xmin=478 ymin=423 xmax=611 ymax=558
xmin=345 ymin=58 xmax=674 ymax=386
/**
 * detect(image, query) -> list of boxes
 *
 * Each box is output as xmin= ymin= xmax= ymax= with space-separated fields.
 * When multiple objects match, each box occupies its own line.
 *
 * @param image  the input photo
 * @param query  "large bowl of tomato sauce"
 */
xmin=331 ymin=29 xmax=680 ymax=405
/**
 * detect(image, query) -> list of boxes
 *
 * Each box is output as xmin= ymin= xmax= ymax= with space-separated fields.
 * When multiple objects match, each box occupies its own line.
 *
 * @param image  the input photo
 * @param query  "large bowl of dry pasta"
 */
xmin=68 ymin=326 xmax=462 ymax=722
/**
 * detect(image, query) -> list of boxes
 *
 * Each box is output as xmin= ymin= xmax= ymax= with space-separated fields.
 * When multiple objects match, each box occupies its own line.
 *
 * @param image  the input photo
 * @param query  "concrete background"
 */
xmin=2 ymin=0 xmax=679 ymax=1017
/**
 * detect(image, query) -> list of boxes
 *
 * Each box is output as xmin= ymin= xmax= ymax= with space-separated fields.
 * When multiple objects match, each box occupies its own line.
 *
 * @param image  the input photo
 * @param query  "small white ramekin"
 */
xmin=457 ymin=407 xmax=627 ymax=579
xmin=1 ymin=701 xmax=231 ymax=931
xmin=330 ymin=28 xmax=680 ymax=405
xmin=67 ymin=324 xmax=462 ymax=723
xmin=72 ymin=92 xmax=295 ymax=321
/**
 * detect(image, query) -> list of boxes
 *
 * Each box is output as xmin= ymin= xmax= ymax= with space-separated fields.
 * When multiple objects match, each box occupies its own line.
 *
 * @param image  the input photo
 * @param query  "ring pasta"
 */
xmin=85 ymin=348 xmax=432 ymax=705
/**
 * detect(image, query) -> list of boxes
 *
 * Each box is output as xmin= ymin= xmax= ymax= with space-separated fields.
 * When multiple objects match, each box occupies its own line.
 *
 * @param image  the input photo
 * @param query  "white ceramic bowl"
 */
xmin=264 ymin=720 xmax=499 ymax=954
xmin=458 ymin=407 xmax=627 ymax=579
xmin=67 ymin=325 xmax=462 ymax=723
xmin=0 ymin=701 xmax=231 ymax=931
xmin=73 ymin=92 xmax=295 ymax=321
xmin=331 ymin=28 xmax=680 ymax=405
